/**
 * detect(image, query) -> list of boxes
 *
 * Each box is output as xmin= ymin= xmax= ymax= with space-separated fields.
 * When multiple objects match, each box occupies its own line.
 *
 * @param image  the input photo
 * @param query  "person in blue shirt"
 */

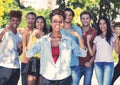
xmin=26 ymin=8 xmax=87 ymax=85
xmin=61 ymin=8 xmax=83 ymax=85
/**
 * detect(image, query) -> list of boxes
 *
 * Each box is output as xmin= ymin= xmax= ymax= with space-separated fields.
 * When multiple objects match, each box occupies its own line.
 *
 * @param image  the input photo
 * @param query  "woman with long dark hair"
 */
xmin=87 ymin=17 xmax=115 ymax=85
xmin=26 ymin=16 xmax=48 ymax=85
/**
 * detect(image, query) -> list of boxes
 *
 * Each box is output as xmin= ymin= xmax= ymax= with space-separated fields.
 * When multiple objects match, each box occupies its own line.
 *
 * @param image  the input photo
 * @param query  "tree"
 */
xmin=56 ymin=0 xmax=120 ymax=28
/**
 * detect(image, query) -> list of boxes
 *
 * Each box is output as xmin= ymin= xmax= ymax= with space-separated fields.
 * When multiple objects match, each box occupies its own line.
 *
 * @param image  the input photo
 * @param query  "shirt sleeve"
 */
xmin=93 ymin=36 xmax=97 ymax=44
xmin=71 ymin=39 xmax=87 ymax=57
xmin=26 ymin=39 xmax=41 ymax=58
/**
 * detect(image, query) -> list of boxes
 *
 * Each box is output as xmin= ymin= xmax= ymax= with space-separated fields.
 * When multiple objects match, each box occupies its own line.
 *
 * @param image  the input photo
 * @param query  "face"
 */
xmin=64 ymin=11 xmax=73 ymax=23
xmin=9 ymin=17 xmax=21 ymax=30
xmin=80 ymin=14 xmax=91 ymax=27
xmin=35 ymin=18 xmax=44 ymax=30
xmin=26 ymin=14 xmax=36 ymax=28
xmin=115 ymin=27 xmax=120 ymax=35
xmin=99 ymin=19 xmax=107 ymax=32
xmin=50 ymin=15 xmax=64 ymax=32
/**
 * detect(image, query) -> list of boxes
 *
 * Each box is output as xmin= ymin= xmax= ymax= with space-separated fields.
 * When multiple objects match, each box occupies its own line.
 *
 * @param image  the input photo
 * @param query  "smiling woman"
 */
xmin=26 ymin=8 xmax=87 ymax=85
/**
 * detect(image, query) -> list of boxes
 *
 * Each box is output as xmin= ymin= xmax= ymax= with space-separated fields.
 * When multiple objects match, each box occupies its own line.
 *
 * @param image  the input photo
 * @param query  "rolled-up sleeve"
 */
xmin=26 ymin=40 xmax=41 ymax=58
xmin=72 ymin=40 xmax=87 ymax=57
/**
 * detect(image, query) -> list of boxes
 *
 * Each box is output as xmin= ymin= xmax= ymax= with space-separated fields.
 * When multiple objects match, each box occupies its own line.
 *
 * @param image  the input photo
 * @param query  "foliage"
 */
xmin=113 ymin=50 xmax=118 ymax=62
xmin=57 ymin=0 xmax=120 ymax=28
xmin=0 ymin=0 xmax=51 ymax=28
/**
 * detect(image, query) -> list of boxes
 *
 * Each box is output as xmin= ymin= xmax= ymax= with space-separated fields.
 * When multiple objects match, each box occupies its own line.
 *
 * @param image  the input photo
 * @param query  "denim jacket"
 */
xmin=61 ymin=25 xmax=82 ymax=66
xmin=26 ymin=33 xmax=87 ymax=80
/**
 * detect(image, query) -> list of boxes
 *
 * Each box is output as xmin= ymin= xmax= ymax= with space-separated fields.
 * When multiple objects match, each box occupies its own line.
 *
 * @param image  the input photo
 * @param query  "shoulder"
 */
xmin=17 ymin=28 xmax=26 ymax=35
xmin=72 ymin=25 xmax=82 ymax=30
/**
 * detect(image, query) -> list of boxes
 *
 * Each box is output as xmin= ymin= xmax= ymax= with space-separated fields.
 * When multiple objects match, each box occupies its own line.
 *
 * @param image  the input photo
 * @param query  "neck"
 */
xmin=82 ymin=25 xmax=91 ymax=32
xmin=101 ymin=31 xmax=106 ymax=38
xmin=27 ymin=26 xmax=34 ymax=30
xmin=64 ymin=22 xmax=72 ymax=31
xmin=51 ymin=32 xmax=61 ymax=38
xmin=11 ymin=28 xmax=17 ymax=34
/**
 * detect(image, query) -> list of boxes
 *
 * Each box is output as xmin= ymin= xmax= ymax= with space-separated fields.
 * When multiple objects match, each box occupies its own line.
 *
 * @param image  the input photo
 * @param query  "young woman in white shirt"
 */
xmin=87 ymin=17 xmax=115 ymax=85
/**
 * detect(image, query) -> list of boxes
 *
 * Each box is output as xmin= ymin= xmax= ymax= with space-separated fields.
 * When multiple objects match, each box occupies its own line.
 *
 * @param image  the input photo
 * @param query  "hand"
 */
xmin=18 ymin=42 xmax=22 ymax=50
xmin=114 ymin=33 xmax=120 ymax=40
xmin=31 ymin=29 xmax=39 ymax=37
xmin=3 ymin=24 xmax=10 ymax=32
xmin=85 ymin=62 xmax=91 ymax=67
xmin=17 ymin=42 xmax=23 ymax=55
xmin=87 ymin=35 xmax=92 ymax=42
xmin=70 ymin=30 xmax=79 ymax=37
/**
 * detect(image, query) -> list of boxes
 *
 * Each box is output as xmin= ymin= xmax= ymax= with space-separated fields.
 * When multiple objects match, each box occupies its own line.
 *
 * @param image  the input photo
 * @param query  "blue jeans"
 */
xmin=71 ymin=66 xmax=80 ymax=85
xmin=79 ymin=64 xmax=94 ymax=85
xmin=0 ymin=66 xmax=20 ymax=85
xmin=21 ymin=63 xmax=27 ymax=85
xmin=42 ymin=75 xmax=72 ymax=85
xmin=95 ymin=62 xmax=114 ymax=85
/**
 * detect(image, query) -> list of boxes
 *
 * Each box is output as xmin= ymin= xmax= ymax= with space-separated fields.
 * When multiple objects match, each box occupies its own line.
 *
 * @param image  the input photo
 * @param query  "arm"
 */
xmin=87 ymin=35 xmax=96 ymax=56
xmin=70 ymin=30 xmax=85 ymax=49
xmin=114 ymin=33 xmax=120 ymax=54
xmin=0 ymin=25 xmax=10 ymax=42
xmin=70 ymin=30 xmax=87 ymax=57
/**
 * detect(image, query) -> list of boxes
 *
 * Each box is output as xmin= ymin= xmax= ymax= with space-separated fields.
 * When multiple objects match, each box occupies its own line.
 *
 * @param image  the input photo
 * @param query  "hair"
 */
xmin=26 ymin=12 xmax=36 ymax=18
xmin=64 ymin=8 xmax=75 ymax=17
xmin=34 ymin=16 xmax=48 ymax=34
xmin=80 ymin=10 xmax=92 ymax=19
xmin=49 ymin=8 xmax=65 ymax=21
xmin=9 ymin=10 xmax=22 ymax=19
xmin=49 ymin=8 xmax=65 ymax=32
xmin=97 ymin=17 xmax=113 ymax=44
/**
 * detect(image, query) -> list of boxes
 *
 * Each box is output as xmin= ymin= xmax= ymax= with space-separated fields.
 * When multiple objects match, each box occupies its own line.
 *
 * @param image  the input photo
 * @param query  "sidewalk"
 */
xmin=18 ymin=69 xmax=120 ymax=85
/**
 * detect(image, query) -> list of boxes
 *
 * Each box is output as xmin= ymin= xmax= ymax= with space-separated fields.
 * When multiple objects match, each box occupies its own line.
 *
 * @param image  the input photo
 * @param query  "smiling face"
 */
xmin=64 ymin=11 xmax=73 ymax=23
xmin=35 ymin=18 xmax=44 ymax=30
xmin=80 ymin=14 xmax=91 ymax=27
xmin=26 ymin=14 xmax=36 ymax=28
xmin=50 ymin=15 xmax=64 ymax=33
xmin=9 ymin=17 xmax=21 ymax=30
xmin=99 ymin=19 xmax=107 ymax=33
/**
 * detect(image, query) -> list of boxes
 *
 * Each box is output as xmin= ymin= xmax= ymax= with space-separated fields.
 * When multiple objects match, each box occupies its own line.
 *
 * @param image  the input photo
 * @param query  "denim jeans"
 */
xmin=79 ymin=64 xmax=94 ymax=85
xmin=71 ymin=66 xmax=80 ymax=85
xmin=0 ymin=66 xmax=20 ymax=85
xmin=21 ymin=63 xmax=27 ymax=85
xmin=95 ymin=62 xmax=114 ymax=85
xmin=42 ymin=75 xmax=72 ymax=85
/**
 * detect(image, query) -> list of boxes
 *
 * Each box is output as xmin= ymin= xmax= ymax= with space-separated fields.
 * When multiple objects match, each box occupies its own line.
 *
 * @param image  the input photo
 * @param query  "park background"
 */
xmin=0 ymin=0 xmax=120 ymax=85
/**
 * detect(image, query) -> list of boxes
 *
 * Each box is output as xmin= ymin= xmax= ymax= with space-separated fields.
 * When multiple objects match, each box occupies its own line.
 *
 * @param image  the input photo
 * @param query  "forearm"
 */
xmin=89 ymin=57 xmax=95 ymax=64
xmin=114 ymin=39 xmax=120 ymax=54
xmin=27 ymin=35 xmax=33 ymax=50
xmin=0 ymin=30 xmax=6 ymax=42
xmin=77 ymin=35 xmax=85 ymax=49
xmin=87 ymin=41 xmax=94 ymax=56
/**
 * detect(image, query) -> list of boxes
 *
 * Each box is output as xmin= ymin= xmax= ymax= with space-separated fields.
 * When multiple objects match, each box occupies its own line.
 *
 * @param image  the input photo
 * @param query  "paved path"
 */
xmin=18 ymin=69 xmax=120 ymax=85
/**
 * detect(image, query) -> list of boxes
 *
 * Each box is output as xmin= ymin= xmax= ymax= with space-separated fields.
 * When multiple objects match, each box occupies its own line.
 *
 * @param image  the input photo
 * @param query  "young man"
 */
xmin=0 ymin=10 xmax=22 ymax=85
xmin=61 ymin=8 xmax=83 ymax=85
xmin=19 ymin=12 xmax=36 ymax=85
xmin=79 ymin=11 xmax=97 ymax=85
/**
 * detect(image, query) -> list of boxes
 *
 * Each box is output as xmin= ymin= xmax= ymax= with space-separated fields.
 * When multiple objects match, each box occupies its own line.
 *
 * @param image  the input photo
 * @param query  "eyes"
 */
xmin=10 ymin=18 xmax=20 ymax=23
xmin=52 ymin=20 xmax=63 ymax=24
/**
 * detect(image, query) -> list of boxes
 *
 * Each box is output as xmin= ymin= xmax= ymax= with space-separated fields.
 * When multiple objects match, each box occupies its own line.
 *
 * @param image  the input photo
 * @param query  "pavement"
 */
xmin=18 ymin=67 xmax=120 ymax=85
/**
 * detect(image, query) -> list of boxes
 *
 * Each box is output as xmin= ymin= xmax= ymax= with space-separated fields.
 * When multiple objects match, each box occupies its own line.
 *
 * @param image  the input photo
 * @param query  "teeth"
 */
xmin=56 ymin=26 xmax=59 ymax=28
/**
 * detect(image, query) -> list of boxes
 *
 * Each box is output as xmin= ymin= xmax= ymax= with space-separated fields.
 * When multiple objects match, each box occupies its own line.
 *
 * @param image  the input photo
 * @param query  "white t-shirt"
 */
xmin=0 ymin=29 xmax=22 ymax=69
xmin=93 ymin=35 xmax=114 ymax=62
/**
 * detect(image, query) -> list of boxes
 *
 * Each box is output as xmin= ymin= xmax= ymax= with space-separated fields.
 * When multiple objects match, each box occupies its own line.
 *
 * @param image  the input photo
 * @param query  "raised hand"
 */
xmin=87 ymin=35 xmax=92 ymax=42
xmin=70 ymin=30 xmax=79 ymax=37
